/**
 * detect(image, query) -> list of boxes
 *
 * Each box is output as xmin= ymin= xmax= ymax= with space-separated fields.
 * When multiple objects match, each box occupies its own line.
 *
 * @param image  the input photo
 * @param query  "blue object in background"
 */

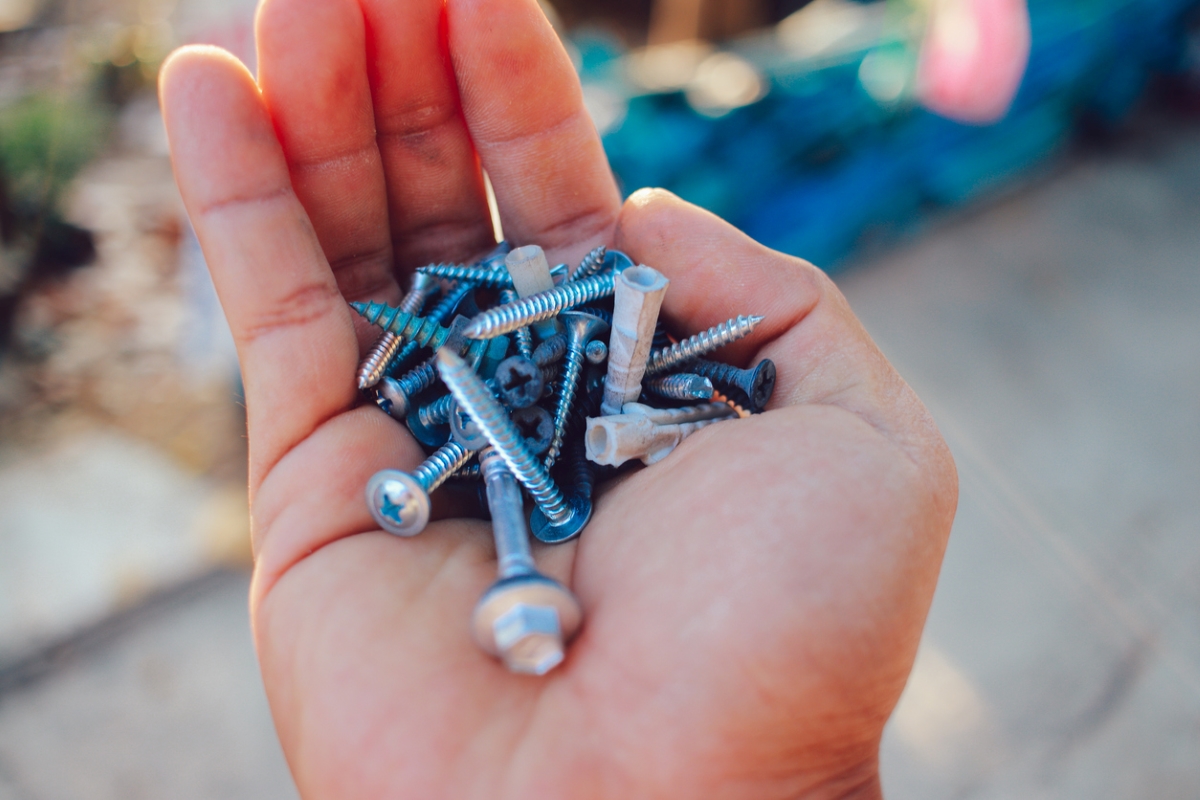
xmin=589 ymin=0 xmax=1200 ymax=272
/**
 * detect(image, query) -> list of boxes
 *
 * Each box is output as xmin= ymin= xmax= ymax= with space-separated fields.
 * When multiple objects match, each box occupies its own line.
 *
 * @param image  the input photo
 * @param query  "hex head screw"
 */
xmin=365 ymin=440 xmax=473 ymax=536
xmin=471 ymin=448 xmax=582 ymax=675
xmin=601 ymin=265 xmax=669 ymax=416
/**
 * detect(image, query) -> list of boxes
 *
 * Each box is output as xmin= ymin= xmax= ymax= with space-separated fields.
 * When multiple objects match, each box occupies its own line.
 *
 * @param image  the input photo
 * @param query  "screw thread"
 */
xmin=427 ymin=282 xmax=473 ymax=324
xmin=414 ymin=440 xmax=473 ymax=492
xmin=437 ymin=349 xmax=570 ymax=524
xmin=643 ymin=373 xmax=714 ymax=401
xmin=571 ymin=245 xmax=607 ymax=281
xmin=357 ymin=331 xmax=403 ymax=390
xmin=418 ymin=263 xmax=511 ymax=287
xmin=463 ymin=271 xmax=615 ymax=339
xmin=351 ymin=301 xmax=453 ymax=351
xmin=416 ymin=392 xmax=456 ymax=428
xmin=532 ymin=333 xmax=567 ymax=366
xmin=395 ymin=356 xmax=439 ymax=398
xmin=401 ymin=273 xmax=437 ymax=315
xmin=644 ymin=314 xmax=764 ymax=375
xmin=499 ymin=289 xmax=534 ymax=360
xmin=544 ymin=344 xmax=585 ymax=469
xmin=569 ymin=436 xmax=594 ymax=501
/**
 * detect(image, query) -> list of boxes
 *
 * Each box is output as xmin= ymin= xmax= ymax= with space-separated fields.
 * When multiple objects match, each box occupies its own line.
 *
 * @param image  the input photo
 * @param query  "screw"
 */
xmin=500 ymin=289 xmax=534 ymax=360
xmin=493 ymin=355 xmax=544 ymax=409
xmin=365 ymin=439 xmax=473 ymax=536
xmin=471 ymin=448 xmax=582 ymax=675
xmin=584 ymin=339 xmax=608 ymax=365
xmin=375 ymin=352 xmax=441 ymax=421
xmin=643 ymin=314 xmax=765 ymax=376
xmin=545 ymin=311 xmax=609 ymax=469
xmin=601 ymin=265 xmax=670 ymax=416
xmin=571 ymin=245 xmax=606 ymax=281
xmin=436 ymin=348 xmax=590 ymax=543
xmin=462 ymin=270 xmax=619 ymax=340
xmin=532 ymin=332 xmax=567 ymax=366
xmin=417 ymin=261 xmax=568 ymax=288
xmin=356 ymin=273 xmax=438 ymax=390
xmin=688 ymin=358 xmax=777 ymax=412
xmin=511 ymin=405 xmax=554 ymax=456
xmin=643 ymin=373 xmax=714 ymax=402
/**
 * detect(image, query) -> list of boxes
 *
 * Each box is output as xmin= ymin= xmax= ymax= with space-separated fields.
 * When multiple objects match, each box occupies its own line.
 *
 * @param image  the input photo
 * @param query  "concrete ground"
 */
xmin=0 ymin=121 xmax=1196 ymax=797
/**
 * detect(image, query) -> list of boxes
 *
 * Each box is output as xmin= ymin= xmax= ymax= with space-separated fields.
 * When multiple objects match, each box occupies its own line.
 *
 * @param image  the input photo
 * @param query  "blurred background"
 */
xmin=0 ymin=0 xmax=1197 ymax=797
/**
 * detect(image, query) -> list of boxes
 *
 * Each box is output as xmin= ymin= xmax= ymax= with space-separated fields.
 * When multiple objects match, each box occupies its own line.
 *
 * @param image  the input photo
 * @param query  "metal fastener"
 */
xmin=688 ymin=358 xmax=777 ymax=413
xmin=643 ymin=314 xmax=765 ymax=376
xmin=462 ymin=270 xmax=620 ymax=340
xmin=545 ymin=311 xmax=609 ymax=469
xmin=471 ymin=447 xmax=582 ymax=675
xmin=365 ymin=439 xmax=473 ymax=536
xmin=643 ymin=372 xmax=714 ymax=402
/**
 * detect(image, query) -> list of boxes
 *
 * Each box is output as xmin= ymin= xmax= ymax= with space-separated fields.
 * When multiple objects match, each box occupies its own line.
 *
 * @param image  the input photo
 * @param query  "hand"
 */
xmin=159 ymin=0 xmax=957 ymax=796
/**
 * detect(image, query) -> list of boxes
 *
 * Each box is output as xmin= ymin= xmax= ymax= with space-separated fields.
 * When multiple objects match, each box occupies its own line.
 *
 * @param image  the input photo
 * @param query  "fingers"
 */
xmin=359 ymin=0 xmax=496 ymax=269
xmin=447 ymin=0 xmax=621 ymax=265
xmin=160 ymin=47 xmax=359 ymax=495
xmin=614 ymin=189 xmax=949 ymax=475
xmin=256 ymin=0 xmax=399 ymax=303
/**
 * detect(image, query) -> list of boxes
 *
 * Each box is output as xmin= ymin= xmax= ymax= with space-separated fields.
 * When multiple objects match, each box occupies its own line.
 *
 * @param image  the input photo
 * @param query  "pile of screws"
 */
xmin=355 ymin=241 xmax=775 ymax=675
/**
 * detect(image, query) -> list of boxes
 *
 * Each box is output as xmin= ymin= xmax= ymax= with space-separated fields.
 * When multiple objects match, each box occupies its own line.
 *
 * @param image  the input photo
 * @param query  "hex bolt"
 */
xmin=571 ymin=244 xmax=606 ymax=281
xmin=493 ymin=355 xmax=545 ymax=409
xmin=356 ymin=273 xmax=438 ymax=390
xmin=688 ymin=358 xmax=777 ymax=413
xmin=365 ymin=439 xmax=473 ymax=536
xmin=532 ymin=332 xmax=568 ymax=366
xmin=585 ymin=401 xmax=738 ymax=467
xmin=643 ymin=314 xmax=765 ymax=376
xmin=584 ymin=339 xmax=608 ymax=365
xmin=505 ymin=245 xmax=560 ymax=339
xmin=471 ymin=448 xmax=582 ymax=675
xmin=601 ymin=265 xmax=670 ymax=416
xmin=500 ymin=289 xmax=534 ymax=360
xmin=436 ymin=348 xmax=590 ymax=543
xmin=643 ymin=373 xmax=714 ymax=402
xmin=545 ymin=311 xmax=609 ymax=469
xmin=462 ymin=270 xmax=620 ymax=340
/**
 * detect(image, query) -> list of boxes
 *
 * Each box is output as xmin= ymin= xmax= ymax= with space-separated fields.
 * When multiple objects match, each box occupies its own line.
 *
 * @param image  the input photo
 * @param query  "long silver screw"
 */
xmin=436 ymin=348 xmax=590 ymax=542
xmin=571 ymin=245 xmax=606 ymax=281
xmin=472 ymin=447 xmax=582 ymax=675
xmin=545 ymin=311 xmax=609 ymax=469
xmin=418 ymin=261 xmax=568 ymax=287
xmin=462 ymin=271 xmax=618 ymax=339
xmin=688 ymin=358 xmax=777 ymax=412
xmin=643 ymin=373 xmax=714 ymax=401
xmin=500 ymin=289 xmax=534 ymax=360
xmin=643 ymin=314 xmax=765 ymax=376
xmin=365 ymin=440 xmax=473 ymax=536
xmin=356 ymin=273 xmax=437 ymax=389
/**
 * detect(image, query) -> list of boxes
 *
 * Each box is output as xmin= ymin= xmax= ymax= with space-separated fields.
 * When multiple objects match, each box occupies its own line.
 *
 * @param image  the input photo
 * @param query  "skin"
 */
xmin=158 ymin=0 xmax=958 ymax=797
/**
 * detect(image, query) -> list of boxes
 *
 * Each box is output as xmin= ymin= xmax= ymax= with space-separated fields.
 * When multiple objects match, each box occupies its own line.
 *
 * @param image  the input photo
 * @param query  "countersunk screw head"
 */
xmin=365 ymin=470 xmax=430 ymax=537
xmin=511 ymin=405 xmax=554 ymax=455
xmin=472 ymin=574 xmax=582 ymax=675
xmin=584 ymin=339 xmax=608 ymax=364
xmin=748 ymin=359 xmax=777 ymax=412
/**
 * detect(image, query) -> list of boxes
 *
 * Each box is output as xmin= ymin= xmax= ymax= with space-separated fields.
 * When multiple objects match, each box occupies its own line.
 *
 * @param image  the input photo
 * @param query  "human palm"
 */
xmin=160 ymin=0 xmax=957 ymax=797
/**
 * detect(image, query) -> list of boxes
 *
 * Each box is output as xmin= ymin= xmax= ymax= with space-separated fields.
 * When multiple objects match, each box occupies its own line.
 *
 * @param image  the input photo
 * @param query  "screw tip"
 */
xmin=349 ymin=301 xmax=368 ymax=316
xmin=461 ymin=319 xmax=488 ymax=339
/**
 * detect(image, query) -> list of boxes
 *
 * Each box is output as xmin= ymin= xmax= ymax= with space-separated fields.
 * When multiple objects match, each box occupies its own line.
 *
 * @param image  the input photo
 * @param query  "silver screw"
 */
xmin=471 ymin=447 xmax=582 ymax=675
xmin=571 ymin=245 xmax=606 ymax=281
xmin=462 ymin=270 xmax=619 ymax=340
xmin=643 ymin=372 xmax=714 ymax=401
xmin=500 ymin=289 xmax=535 ymax=361
xmin=365 ymin=440 xmax=473 ymax=536
xmin=643 ymin=314 xmax=765 ymax=376
xmin=545 ymin=311 xmax=609 ymax=469
xmin=417 ymin=261 xmax=568 ymax=288
xmin=584 ymin=339 xmax=608 ymax=364
xmin=688 ymin=358 xmax=777 ymax=413
xmin=436 ymin=348 xmax=590 ymax=542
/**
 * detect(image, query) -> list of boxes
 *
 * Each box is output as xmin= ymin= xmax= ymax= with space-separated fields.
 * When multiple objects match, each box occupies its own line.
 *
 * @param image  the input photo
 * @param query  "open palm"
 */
xmin=160 ymin=0 xmax=957 ymax=796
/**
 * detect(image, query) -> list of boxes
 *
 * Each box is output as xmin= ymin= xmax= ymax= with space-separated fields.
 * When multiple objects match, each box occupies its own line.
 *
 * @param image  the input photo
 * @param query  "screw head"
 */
xmin=494 ymin=356 xmax=544 ymax=409
xmin=748 ymin=359 xmax=777 ymax=412
xmin=365 ymin=469 xmax=430 ymax=537
xmin=450 ymin=400 xmax=490 ymax=450
xmin=511 ymin=405 xmax=554 ymax=455
xmin=529 ymin=494 xmax=592 ymax=544
xmin=376 ymin=377 xmax=411 ymax=420
xmin=584 ymin=339 xmax=608 ymax=364
xmin=472 ymin=574 xmax=582 ymax=675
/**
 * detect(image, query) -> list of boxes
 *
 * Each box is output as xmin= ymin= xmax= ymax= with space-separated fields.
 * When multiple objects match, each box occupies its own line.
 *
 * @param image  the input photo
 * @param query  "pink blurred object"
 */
xmin=916 ymin=0 xmax=1032 ymax=124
